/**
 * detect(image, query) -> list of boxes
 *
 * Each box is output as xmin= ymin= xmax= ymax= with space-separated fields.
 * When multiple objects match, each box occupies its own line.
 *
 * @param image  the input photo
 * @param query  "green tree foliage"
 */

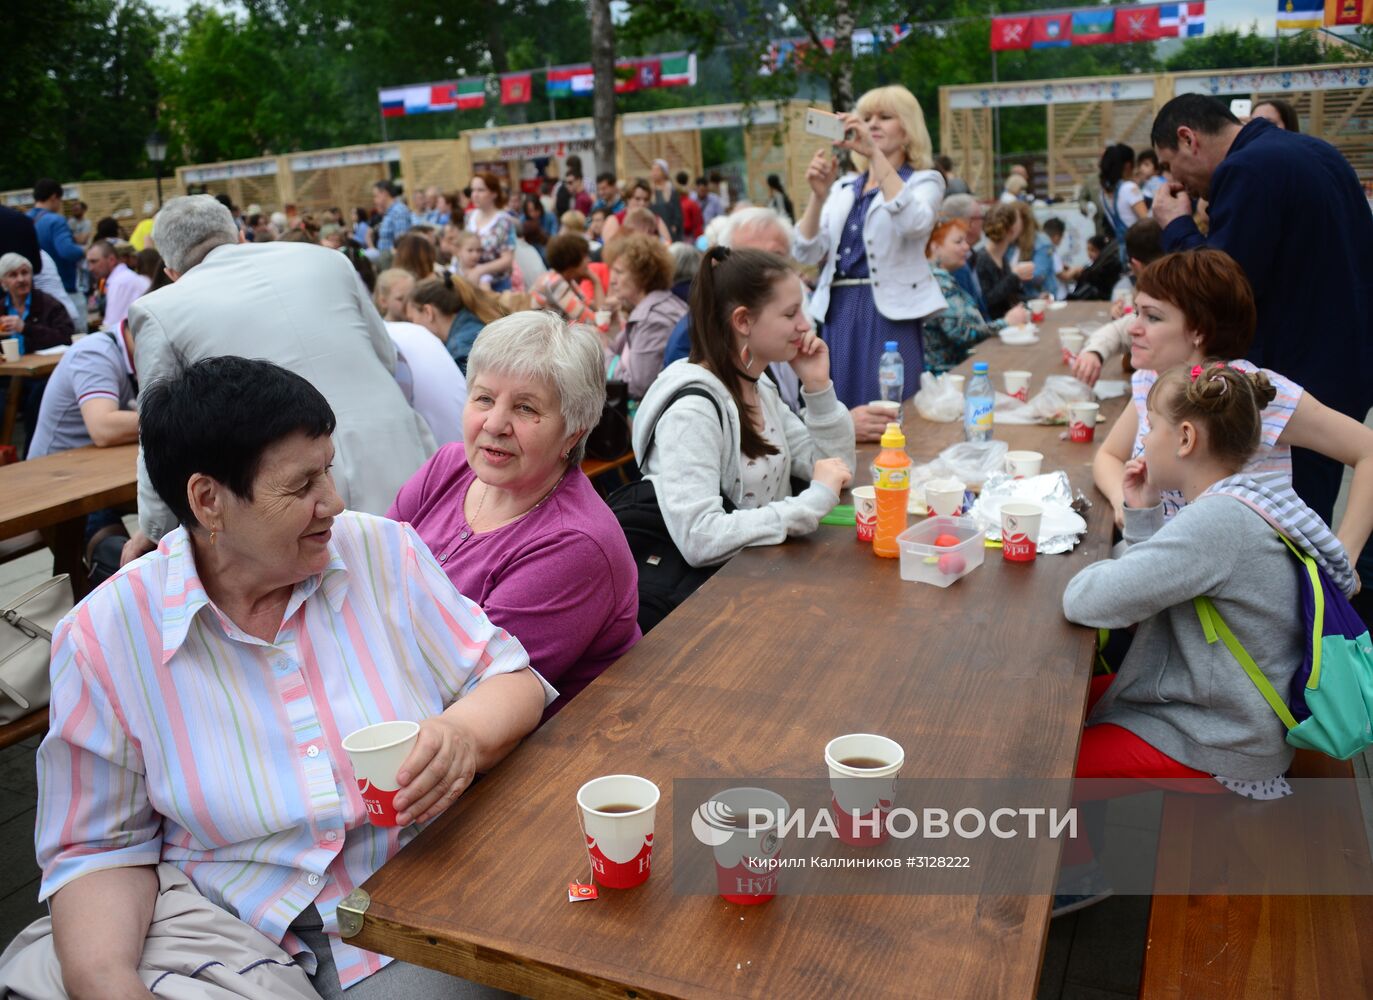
xmin=1163 ymin=26 xmax=1357 ymax=70
xmin=4 ymin=0 xmax=164 ymax=190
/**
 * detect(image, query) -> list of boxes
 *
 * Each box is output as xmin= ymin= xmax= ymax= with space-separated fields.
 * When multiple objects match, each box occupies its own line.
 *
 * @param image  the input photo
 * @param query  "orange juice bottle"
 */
xmin=871 ymin=422 xmax=911 ymax=558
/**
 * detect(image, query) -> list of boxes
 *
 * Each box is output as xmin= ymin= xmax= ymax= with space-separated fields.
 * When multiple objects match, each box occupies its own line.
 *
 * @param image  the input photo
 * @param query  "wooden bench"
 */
xmin=579 ymin=450 xmax=636 ymax=495
xmin=1141 ymin=750 xmax=1373 ymax=997
xmin=0 ymin=709 xmax=48 ymax=751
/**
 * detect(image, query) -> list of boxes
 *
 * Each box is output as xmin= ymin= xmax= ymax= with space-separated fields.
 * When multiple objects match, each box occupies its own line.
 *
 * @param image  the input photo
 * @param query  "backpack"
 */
xmin=1193 ymin=533 xmax=1373 ymax=760
xmin=607 ymin=386 xmax=735 ymax=635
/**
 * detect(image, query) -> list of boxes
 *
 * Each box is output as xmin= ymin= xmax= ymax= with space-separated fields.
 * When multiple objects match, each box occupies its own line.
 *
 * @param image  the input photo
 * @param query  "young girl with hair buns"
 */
xmin=1054 ymin=362 xmax=1359 ymax=913
xmin=1066 ymin=362 xmax=1356 ymax=797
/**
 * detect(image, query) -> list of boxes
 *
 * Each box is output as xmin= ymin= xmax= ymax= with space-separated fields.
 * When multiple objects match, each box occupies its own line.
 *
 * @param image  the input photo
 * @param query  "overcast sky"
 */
xmin=145 ymin=0 xmax=1292 ymax=43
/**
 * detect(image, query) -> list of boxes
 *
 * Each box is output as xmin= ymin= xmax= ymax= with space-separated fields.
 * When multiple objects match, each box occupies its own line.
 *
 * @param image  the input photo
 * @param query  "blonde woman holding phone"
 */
xmin=793 ymin=85 xmax=947 ymax=414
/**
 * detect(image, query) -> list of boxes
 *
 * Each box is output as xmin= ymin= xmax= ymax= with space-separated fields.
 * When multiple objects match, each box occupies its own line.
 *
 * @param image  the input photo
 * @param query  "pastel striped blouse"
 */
xmin=36 ymin=511 xmax=552 ymax=989
xmin=1131 ymin=360 xmax=1304 ymax=519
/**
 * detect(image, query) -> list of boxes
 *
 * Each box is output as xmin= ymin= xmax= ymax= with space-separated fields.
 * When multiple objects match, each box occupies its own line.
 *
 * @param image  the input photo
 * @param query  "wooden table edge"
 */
xmin=352 ymin=904 xmax=694 ymax=1000
xmin=0 ymin=482 xmax=138 ymax=539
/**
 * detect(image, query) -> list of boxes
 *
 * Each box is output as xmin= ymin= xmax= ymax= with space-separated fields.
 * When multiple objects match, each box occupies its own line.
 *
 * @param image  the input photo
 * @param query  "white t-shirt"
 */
xmin=384 ymin=321 xmax=468 ymax=446
xmin=1115 ymin=181 xmax=1145 ymax=229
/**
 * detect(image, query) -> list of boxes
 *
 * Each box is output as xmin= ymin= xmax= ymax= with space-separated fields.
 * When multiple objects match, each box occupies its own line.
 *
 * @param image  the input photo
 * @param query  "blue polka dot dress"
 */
xmin=820 ymin=166 xmax=925 ymax=410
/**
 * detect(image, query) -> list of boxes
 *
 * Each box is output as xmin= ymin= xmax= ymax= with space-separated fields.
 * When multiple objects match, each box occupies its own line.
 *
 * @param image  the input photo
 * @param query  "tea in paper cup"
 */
xmin=577 ymin=774 xmax=659 ymax=889
xmin=1068 ymin=401 xmax=1100 ymax=443
xmin=925 ymin=478 xmax=966 ymax=518
xmin=695 ymin=786 xmax=790 ymax=905
xmin=852 ymin=485 xmax=877 ymax=542
xmin=343 ymin=720 xmax=421 ymax=827
xmin=1001 ymin=502 xmax=1043 ymax=563
xmin=1003 ymin=370 xmax=1032 ymax=402
xmin=825 ymin=734 xmax=905 ymax=846
xmin=1005 ymin=450 xmax=1043 ymax=479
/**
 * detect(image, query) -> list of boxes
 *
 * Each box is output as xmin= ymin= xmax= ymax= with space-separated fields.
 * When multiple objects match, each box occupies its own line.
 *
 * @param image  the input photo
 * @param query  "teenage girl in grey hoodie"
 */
xmin=1064 ymin=362 xmax=1355 ymax=793
xmin=633 ymin=248 xmax=856 ymax=569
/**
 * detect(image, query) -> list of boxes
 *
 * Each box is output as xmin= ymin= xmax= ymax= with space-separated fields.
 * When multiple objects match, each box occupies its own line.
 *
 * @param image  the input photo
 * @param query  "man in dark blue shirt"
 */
xmin=1150 ymin=94 xmax=1373 ymax=529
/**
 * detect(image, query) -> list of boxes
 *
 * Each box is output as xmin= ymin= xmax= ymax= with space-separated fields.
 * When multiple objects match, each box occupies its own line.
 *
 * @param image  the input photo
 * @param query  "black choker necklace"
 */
xmin=737 ymin=369 xmax=761 ymax=383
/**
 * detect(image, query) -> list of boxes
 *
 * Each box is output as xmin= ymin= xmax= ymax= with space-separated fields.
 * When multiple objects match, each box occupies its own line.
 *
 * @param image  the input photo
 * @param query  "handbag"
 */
xmin=0 ymin=575 xmax=71 ymax=725
xmin=584 ymin=379 xmax=633 ymax=462
xmin=607 ymin=387 xmax=735 ymax=634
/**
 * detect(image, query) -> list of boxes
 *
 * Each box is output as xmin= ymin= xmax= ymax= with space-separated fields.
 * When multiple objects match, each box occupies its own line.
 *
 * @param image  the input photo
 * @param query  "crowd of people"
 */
xmin=0 ymin=82 xmax=1371 ymax=995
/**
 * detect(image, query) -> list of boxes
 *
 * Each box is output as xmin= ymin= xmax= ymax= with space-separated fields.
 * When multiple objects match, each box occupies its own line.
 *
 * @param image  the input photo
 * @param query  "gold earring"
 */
xmin=210 ymin=530 xmax=217 ymax=546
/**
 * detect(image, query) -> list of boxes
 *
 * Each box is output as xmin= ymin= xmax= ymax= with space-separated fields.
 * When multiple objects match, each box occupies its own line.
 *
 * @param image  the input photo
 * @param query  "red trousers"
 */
xmin=1064 ymin=675 xmax=1224 ymax=867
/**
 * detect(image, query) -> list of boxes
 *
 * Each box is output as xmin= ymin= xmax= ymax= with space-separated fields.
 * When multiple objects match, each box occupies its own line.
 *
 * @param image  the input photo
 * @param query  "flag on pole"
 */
xmin=1325 ymin=0 xmax=1372 ymax=23
xmin=1114 ymin=6 xmax=1166 ymax=41
xmin=1031 ymin=13 xmax=1073 ymax=47
xmin=659 ymin=53 xmax=697 ymax=86
xmin=500 ymin=73 xmax=532 ymax=105
xmin=456 ymin=79 xmax=485 ymax=110
xmin=990 ymin=15 xmax=1033 ymax=49
xmin=1071 ymin=9 xmax=1118 ymax=43
xmin=1159 ymin=2 xmax=1206 ymax=35
xmin=1278 ymin=0 xmax=1324 ymax=27
xmin=379 ymin=84 xmax=471 ymax=117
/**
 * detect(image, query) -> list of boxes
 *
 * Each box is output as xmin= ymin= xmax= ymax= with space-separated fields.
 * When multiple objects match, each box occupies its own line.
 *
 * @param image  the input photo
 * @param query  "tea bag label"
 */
xmin=567 ymin=881 xmax=598 ymax=902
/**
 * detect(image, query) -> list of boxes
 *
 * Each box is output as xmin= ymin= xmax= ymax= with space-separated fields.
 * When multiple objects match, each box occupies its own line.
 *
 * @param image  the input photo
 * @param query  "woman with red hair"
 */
xmin=921 ymin=218 xmax=1028 ymax=373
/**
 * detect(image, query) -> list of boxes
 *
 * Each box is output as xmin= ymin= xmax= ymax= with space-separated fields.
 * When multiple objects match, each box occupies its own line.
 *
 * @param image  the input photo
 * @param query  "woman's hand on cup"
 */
xmin=850 ymin=405 xmax=890 ymax=443
xmin=1121 ymin=458 xmax=1159 ymax=512
xmin=393 ymin=715 xmax=478 ymax=826
xmin=0 ymin=316 xmax=22 ymax=334
xmin=788 ymin=328 xmax=831 ymax=392
xmin=1012 ymin=262 xmax=1036 ymax=282
xmin=1072 ymin=350 xmax=1103 ymax=387
xmin=1004 ymin=304 xmax=1029 ymax=327
xmin=806 ymin=149 xmax=839 ymax=198
xmin=811 ymin=457 xmax=853 ymax=496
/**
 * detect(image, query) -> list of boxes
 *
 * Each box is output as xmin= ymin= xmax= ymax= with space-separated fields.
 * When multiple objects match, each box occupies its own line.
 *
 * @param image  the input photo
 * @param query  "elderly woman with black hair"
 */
xmin=22 ymin=356 xmax=550 ymax=1000
xmin=389 ymin=312 xmax=640 ymax=719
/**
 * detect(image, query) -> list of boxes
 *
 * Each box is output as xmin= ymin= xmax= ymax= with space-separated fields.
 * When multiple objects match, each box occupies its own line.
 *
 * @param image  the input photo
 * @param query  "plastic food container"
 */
xmin=896 ymin=516 xmax=985 ymax=588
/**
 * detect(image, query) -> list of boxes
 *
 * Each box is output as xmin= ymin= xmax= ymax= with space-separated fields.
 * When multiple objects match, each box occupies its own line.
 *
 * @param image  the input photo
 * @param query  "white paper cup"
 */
xmin=944 ymin=374 xmax=966 ymax=395
xmin=1028 ymin=299 xmax=1047 ymax=321
xmin=1005 ymin=450 xmax=1043 ymax=479
xmin=1003 ymin=370 xmax=1032 ymax=402
xmin=0 ymin=339 xmax=19 ymax=363
xmin=867 ymin=399 xmax=900 ymax=418
xmin=852 ymin=485 xmax=877 ymax=542
xmin=825 ymin=734 xmax=905 ymax=846
xmin=594 ymin=309 xmax=611 ymax=330
xmin=1068 ymin=401 xmax=1100 ymax=443
xmin=698 ymin=786 xmax=790 ymax=905
xmin=577 ymin=774 xmax=659 ymax=889
xmin=1057 ymin=326 xmax=1082 ymax=344
xmin=1001 ymin=502 xmax=1043 ymax=563
xmin=342 ymin=720 xmax=420 ymax=827
xmin=924 ymin=478 xmax=966 ymax=517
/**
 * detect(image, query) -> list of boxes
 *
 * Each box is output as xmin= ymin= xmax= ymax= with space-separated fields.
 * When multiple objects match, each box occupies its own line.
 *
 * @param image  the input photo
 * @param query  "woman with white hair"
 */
xmin=1 ymin=252 xmax=76 ymax=354
xmin=793 ymin=84 xmax=947 ymax=409
xmin=388 ymin=312 xmax=640 ymax=722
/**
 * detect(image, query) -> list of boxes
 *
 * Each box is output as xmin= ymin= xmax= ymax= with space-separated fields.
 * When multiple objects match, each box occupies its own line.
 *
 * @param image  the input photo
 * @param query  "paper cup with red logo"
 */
xmin=1028 ymin=299 xmax=1047 ymax=323
xmin=1067 ymin=401 xmax=1100 ymax=443
xmin=693 ymin=787 xmax=790 ymax=905
xmin=342 ymin=720 xmax=420 ymax=827
xmin=944 ymin=373 xmax=966 ymax=396
xmin=1001 ymin=502 xmax=1043 ymax=563
xmin=1059 ymin=327 xmax=1085 ymax=365
xmin=1005 ymin=450 xmax=1043 ymax=479
xmin=825 ymin=734 xmax=904 ymax=847
xmin=925 ymin=478 xmax=966 ymax=518
xmin=577 ymin=774 xmax=659 ymax=889
xmin=852 ymin=485 xmax=877 ymax=542
xmin=1003 ymin=370 xmax=1032 ymax=402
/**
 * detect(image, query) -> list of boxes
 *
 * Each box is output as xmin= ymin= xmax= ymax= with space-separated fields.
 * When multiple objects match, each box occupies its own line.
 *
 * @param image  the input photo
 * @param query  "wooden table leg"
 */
xmin=1 ymin=375 xmax=22 ymax=446
xmin=39 ymin=518 xmax=90 ymax=600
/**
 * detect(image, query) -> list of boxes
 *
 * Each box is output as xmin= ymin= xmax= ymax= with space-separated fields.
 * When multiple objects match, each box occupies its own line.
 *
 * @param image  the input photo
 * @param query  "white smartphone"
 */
xmin=1229 ymin=98 xmax=1253 ymax=119
xmin=805 ymin=108 xmax=848 ymax=143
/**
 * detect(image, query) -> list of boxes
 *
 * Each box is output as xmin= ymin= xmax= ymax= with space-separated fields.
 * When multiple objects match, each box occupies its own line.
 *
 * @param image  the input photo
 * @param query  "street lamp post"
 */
xmin=145 ymin=130 xmax=168 ymax=208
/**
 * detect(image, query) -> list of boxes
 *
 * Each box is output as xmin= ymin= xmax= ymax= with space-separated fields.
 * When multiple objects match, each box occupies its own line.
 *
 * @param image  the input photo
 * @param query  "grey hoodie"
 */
xmin=633 ymin=360 xmax=856 ymax=568
xmin=1063 ymin=472 xmax=1353 ymax=779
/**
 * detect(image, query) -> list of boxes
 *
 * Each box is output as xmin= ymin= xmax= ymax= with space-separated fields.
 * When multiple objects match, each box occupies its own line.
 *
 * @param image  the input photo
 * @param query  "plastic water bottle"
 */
xmin=964 ymin=361 xmax=994 ymax=442
xmin=877 ymin=341 xmax=904 ymax=417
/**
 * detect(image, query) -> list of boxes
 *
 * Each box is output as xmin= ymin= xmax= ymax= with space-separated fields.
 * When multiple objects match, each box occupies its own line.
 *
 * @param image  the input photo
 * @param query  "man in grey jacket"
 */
xmin=122 ymin=195 xmax=436 ymax=561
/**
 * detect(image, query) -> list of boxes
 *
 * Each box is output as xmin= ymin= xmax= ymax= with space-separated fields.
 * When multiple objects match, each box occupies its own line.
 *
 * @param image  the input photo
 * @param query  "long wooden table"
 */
xmin=0 ymin=352 xmax=62 ymax=447
xmin=349 ymin=303 xmax=1126 ymax=998
xmin=0 ymin=443 xmax=139 ymax=599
